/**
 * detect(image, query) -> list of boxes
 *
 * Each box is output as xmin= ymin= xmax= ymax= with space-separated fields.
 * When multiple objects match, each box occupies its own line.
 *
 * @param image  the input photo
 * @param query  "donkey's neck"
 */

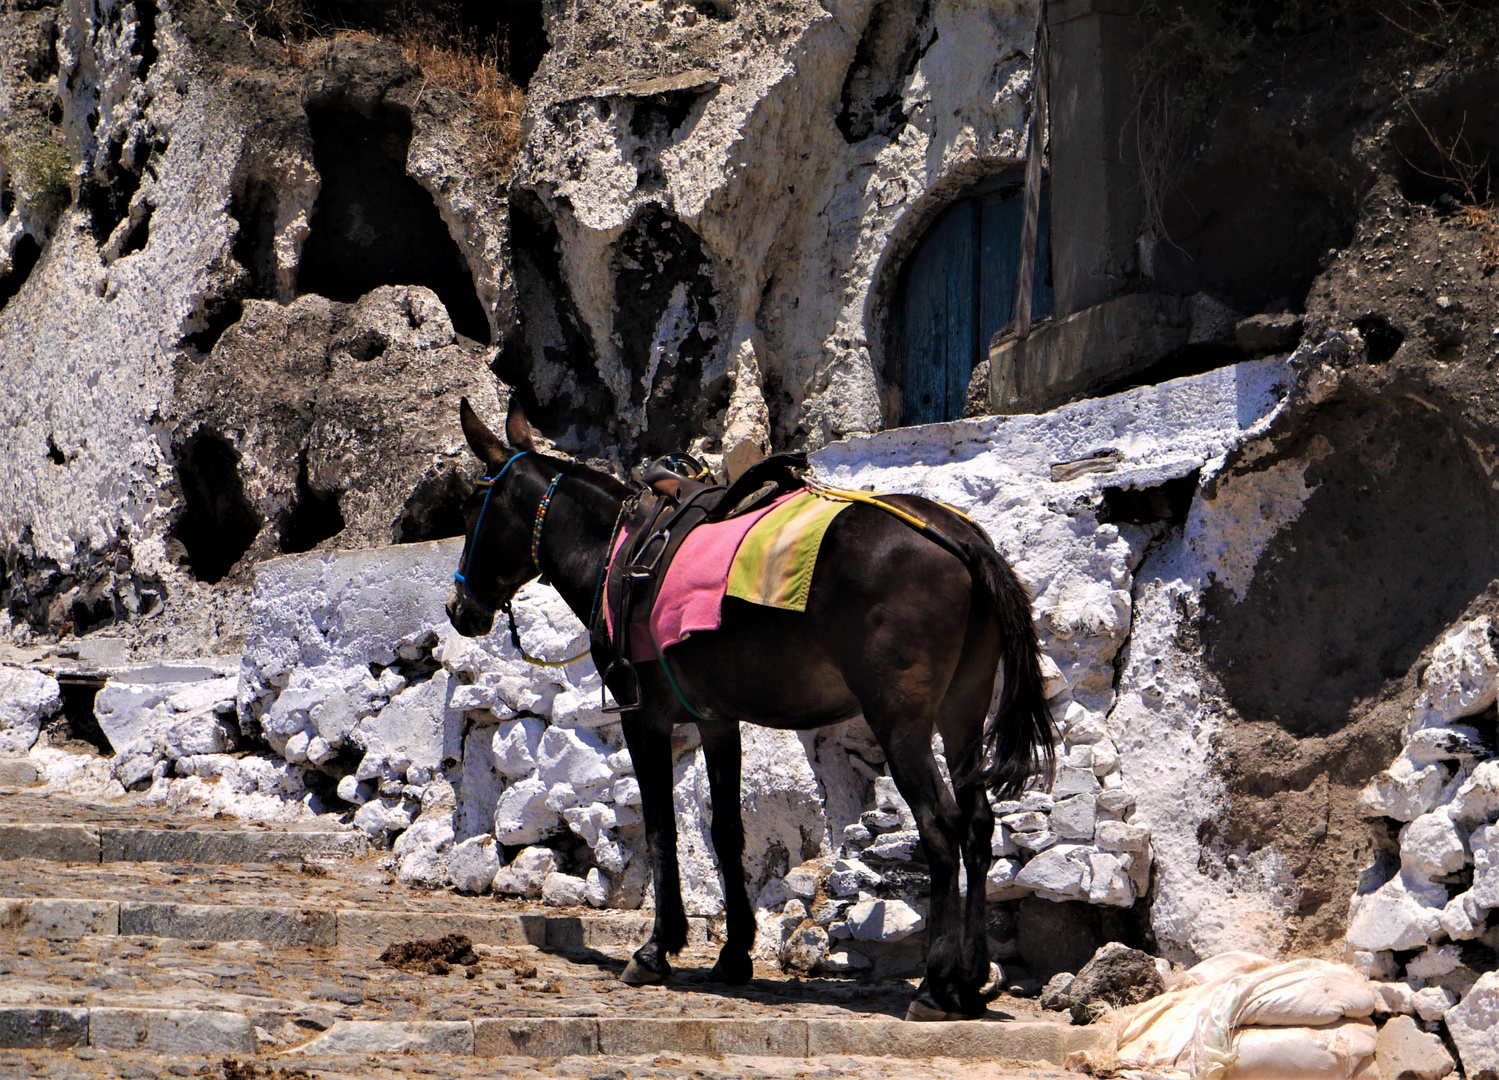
xmin=536 ymin=477 xmax=625 ymax=627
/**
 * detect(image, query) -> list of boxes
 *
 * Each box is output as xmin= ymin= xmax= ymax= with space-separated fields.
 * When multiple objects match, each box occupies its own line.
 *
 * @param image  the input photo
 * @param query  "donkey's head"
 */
xmin=445 ymin=396 xmax=541 ymax=638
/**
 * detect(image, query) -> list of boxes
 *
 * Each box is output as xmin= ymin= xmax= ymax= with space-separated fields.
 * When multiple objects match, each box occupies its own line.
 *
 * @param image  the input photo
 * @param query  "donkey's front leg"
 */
xmin=619 ymin=705 xmax=690 ymax=986
xmin=699 ymin=720 xmax=754 ymax=985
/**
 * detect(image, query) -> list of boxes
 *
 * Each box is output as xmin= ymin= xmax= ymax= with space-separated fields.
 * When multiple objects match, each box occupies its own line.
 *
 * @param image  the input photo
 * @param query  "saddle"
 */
xmin=599 ymin=451 xmax=808 ymax=711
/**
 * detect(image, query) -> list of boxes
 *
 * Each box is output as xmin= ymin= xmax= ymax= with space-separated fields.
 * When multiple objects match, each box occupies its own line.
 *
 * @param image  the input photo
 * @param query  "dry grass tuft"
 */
xmin=393 ymin=18 xmax=525 ymax=174
xmin=230 ymin=0 xmax=525 ymax=174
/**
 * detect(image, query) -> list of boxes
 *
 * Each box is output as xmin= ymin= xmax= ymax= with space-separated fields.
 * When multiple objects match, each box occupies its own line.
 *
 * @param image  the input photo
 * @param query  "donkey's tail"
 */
xmin=962 ymin=538 xmax=1056 ymax=800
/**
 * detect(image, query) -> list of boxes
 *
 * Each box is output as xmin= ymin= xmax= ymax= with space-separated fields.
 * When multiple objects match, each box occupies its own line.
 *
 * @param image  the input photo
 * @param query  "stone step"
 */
xmin=0 ymin=823 xmax=368 ymax=864
xmin=0 ymin=1005 xmax=1110 ymax=1063
xmin=0 ymin=895 xmax=713 ymax=950
xmin=0 ymin=760 xmax=38 ymax=786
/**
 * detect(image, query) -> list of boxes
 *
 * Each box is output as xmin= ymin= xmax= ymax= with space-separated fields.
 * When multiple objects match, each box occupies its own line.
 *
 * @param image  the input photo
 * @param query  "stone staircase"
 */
xmin=0 ymin=774 xmax=1110 ymax=1079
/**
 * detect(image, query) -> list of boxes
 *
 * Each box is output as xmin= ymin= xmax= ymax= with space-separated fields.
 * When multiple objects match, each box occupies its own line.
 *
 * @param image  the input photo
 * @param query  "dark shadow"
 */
xmin=1203 ymin=395 xmax=1499 ymax=735
xmin=180 ymin=298 xmax=244 ymax=356
xmin=231 ymin=175 xmax=280 ymax=298
xmin=392 ymin=468 xmax=471 ymax=544
xmin=1355 ymin=315 xmax=1404 ymax=364
xmin=0 ymin=234 xmax=42 ymax=312
xmin=1098 ymin=472 xmax=1199 ymax=527
xmin=49 ymin=676 xmax=111 ymax=755
xmin=297 ymin=104 xmax=490 ymax=342
xmin=279 ymin=452 xmax=345 ymax=554
xmin=1098 ymin=344 xmax=1247 ymax=398
xmin=495 ymin=190 xmax=609 ymax=437
xmin=170 ymin=429 xmax=263 ymax=584
xmin=836 ymin=0 xmax=934 ymax=144
xmin=612 ymin=205 xmax=724 ymax=458
xmin=119 ymin=203 xmax=152 ymax=257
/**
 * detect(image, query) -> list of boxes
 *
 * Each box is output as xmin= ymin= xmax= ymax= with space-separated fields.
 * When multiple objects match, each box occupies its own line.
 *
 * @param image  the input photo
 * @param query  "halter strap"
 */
xmin=452 ymin=451 xmax=528 ymax=612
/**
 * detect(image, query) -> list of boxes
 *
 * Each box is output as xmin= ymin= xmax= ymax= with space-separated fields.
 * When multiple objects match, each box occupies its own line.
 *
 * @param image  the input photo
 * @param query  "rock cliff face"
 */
xmin=5 ymin=0 xmax=1499 ymax=1051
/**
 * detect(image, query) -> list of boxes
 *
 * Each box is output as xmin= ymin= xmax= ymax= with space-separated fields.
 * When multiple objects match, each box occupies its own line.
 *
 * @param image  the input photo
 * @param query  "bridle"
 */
xmin=452 ymin=451 xmax=591 ymax=668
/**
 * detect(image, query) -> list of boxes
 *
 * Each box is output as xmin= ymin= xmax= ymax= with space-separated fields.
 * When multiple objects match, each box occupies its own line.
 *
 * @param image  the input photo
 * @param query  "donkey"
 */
xmin=446 ymin=397 xmax=1054 ymax=1020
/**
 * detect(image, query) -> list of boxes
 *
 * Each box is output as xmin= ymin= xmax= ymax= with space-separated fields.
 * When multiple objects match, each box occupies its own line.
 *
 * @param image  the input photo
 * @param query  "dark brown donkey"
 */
xmin=446 ymin=397 xmax=1055 ymax=1020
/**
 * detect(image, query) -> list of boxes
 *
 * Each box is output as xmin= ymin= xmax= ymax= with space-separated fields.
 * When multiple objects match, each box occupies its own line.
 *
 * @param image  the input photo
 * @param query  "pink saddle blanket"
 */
xmin=603 ymin=493 xmax=795 ymax=663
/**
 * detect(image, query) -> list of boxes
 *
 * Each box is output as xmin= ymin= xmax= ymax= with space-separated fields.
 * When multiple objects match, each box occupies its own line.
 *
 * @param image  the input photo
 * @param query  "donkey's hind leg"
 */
xmin=699 ymin=720 xmax=755 ymax=985
xmin=866 ymin=714 xmax=977 ymax=1019
xmin=937 ymin=684 xmax=1002 ymax=1018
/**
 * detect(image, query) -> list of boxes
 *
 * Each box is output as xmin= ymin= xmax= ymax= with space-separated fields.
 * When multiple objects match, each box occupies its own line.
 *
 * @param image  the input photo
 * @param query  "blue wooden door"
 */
xmin=900 ymin=175 xmax=1053 ymax=425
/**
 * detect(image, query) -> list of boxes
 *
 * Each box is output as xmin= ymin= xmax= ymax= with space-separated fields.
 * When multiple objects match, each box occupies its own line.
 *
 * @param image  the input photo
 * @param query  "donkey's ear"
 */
xmin=505 ymin=395 xmax=537 ymax=452
xmin=459 ymin=397 xmax=508 ymax=469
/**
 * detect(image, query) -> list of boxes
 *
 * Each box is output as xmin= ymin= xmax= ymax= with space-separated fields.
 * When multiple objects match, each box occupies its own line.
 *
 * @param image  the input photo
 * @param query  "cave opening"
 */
xmin=279 ymin=452 xmax=346 ymax=554
xmin=230 ymin=175 xmax=280 ymax=299
xmin=392 ymin=468 xmax=471 ymax=544
xmin=170 ymin=429 xmax=262 ymax=584
xmin=49 ymin=676 xmax=111 ymax=755
xmin=297 ymin=105 xmax=489 ymax=342
xmin=1355 ymin=315 xmax=1405 ymax=364
xmin=0 ymin=235 xmax=43 ymax=313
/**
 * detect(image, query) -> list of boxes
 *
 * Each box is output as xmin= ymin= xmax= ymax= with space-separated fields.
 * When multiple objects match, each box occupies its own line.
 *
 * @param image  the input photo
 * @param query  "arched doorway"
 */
xmin=894 ymin=173 xmax=1054 ymax=425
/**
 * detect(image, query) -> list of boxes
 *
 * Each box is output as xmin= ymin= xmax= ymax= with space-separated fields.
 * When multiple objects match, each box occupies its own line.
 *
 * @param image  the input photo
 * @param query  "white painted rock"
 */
xmin=986 ymin=857 xmax=1023 ymax=900
xmin=0 ymin=669 xmax=61 ymax=754
xmin=1411 ymin=985 xmax=1456 ymax=1022
xmin=354 ymin=670 xmax=457 ymax=775
xmin=1345 ymin=870 xmax=1447 ymax=952
xmin=447 ymin=834 xmax=500 ymax=894
xmin=828 ymin=858 xmax=882 ymax=897
xmin=541 ymin=872 xmax=588 ymax=907
xmin=845 ymin=899 xmax=925 ymax=943
xmin=1014 ymin=844 xmax=1090 ymax=900
xmin=393 ymin=814 xmax=455 ymax=887
xmin=1438 ymin=890 xmax=1488 ymax=940
xmin=1053 ymin=767 xmax=1101 ymax=798
xmin=1086 ymin=851 xmax=1135 ymax=907
xmin=1096 ymin=819 xmax=1150 ymax=853
xmin=1445 ymin=970 xmax=1499 ymax=1078
xmin=783 ymin=865 xmax=821 ymax=902
xmin=1051 ymin=793 xmax=1097 ymax=841
xmin=490 ymin=718 xmax=546 ymax=779
xmin=492 ymin=846 xmax=559 ymax=898
xmin=493 ymin=776 xmax=561 ymax=844
xmin=821 ymin=949 xmax=871 ymax=973
xmin=781 ymin=924 xmax=829 ymax=973
xmin=535 ymin=725 xmax=612 ymax=800
xmin=1449 ymin=761 xmax=1499 ymax=824
xmin=1470 ymin=822 xmax=1499 ymax=907
xmin=1400 ymin=811 xmax=1468 ymax=879
xmin=1406 ymin=944 xmax=1462 ymax=982
xmin=864 ymin=830 xmax=921 ymax=861
xmin=352 ymin=796 xmax=415 ymax=840
xmin=585 ymin=868 xmax=609 ymax=908
xmin=611 ymin=776 xmax=641 ymax=806
xmin=1361 ymin=760 xmax=1448 ymax=822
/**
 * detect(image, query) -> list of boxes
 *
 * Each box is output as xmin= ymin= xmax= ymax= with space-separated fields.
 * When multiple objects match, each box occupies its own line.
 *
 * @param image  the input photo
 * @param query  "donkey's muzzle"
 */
xmin=446 ymin=587 xmax=495 ymax=638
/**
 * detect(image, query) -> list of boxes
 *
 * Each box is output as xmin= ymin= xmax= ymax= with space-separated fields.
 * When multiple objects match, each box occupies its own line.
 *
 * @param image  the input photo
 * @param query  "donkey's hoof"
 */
xmin=709 ymin=951 xmax=753 ymax=986
xmin=980 ymin=962 xmax=1005 ymax=1001
xmin=904 ymin=993 xmax=970 ymax=1022
xmin=621 ymin=957 xmax=668 ymax=986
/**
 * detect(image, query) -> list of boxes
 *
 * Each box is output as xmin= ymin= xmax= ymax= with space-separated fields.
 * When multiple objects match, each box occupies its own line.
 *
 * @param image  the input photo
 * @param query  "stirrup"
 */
xmin=602 ymin=658 xmax=642 ymax=713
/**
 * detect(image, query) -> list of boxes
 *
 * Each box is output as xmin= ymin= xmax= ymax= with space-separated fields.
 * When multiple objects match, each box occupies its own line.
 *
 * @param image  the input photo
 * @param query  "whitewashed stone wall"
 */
xmin=1346 ymin=615 xmax=1499 ymax=1006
